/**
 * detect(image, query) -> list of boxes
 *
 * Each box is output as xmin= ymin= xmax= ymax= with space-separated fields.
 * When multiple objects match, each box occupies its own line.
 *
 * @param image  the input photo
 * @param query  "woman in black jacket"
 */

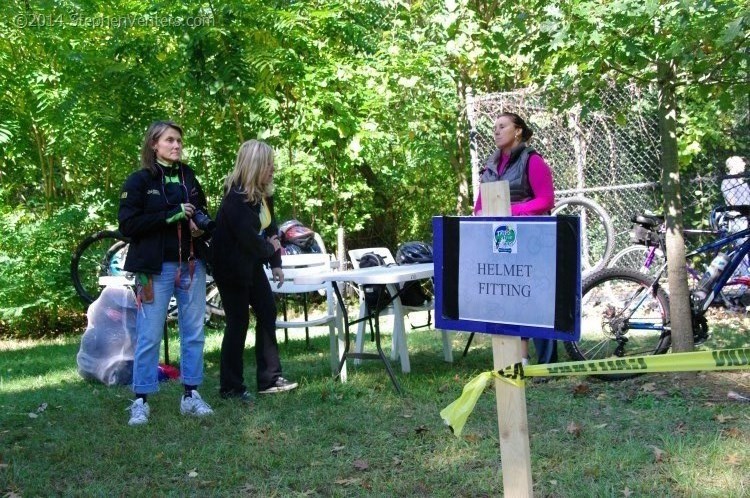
xmin=213 ymin=139 xmax=298 ymax=398
xmin=118 ymin=120 xmax=214 ymax=426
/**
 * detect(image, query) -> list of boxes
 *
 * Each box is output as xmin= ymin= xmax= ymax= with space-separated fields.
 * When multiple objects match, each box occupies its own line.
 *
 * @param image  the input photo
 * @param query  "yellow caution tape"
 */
xmin=441 ymin=348 xmax=750 ymax=437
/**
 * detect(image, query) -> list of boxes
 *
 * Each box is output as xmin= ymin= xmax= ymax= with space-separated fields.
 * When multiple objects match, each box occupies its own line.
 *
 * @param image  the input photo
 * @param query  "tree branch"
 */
xmin=603 ymin=60 xmax=653 ymax=84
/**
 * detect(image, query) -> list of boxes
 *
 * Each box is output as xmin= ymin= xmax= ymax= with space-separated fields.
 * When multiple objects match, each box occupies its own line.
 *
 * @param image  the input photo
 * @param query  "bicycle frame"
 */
xmin=614 ymin=222 xmax=750 ymax=334
xmin=649 ymin=224 xmax=750 ymax=311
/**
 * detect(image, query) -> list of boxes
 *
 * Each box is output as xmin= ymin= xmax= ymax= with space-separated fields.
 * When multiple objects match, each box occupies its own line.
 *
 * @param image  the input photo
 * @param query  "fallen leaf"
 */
xmin=648 ymin=445 xmax=667 ymax=463
xmin=673 ymin=422 xmax=687 ymax=435
xmin=727 ymin=391 xmax=750 ymax=402
xmin=549 ymin=480 xmax=557 ymax=486
xmin=464 ymin=434 xmax=481 ymax=443
xmin=725 ymin=453 xmax=742 ymax=465
xmin=572 ymin=383 xmax=591 ymax=396
xmin=331 ymin=444 xmax=345 ymax=454
xmin=352 ymin=459 xmax=369 ymax=471
xmin=640 ymin=382 xmax=657 ymax=392
xmin=566 ymin=421 xmax=582 ymax=438
xmin=36 ymin=403 xmax=48 ymax=413
xmin=438 ymin=384 xmax=450 ymax=393
xmin=722 ymin=427 xmax=743 ymax=438
xmin=401 ymin=412 xmax=413 ymax=418
xmin=715 ymin=414 xmax=736 ymax=423
xmin=188 ymin=469 xmax=198 ymax=478
xmin=334 ymin=477 xmax=361 ymax=486
xmin=392 ymin=456 xmax=403 ymax=466
xmin=622 ymin=487 xmax=633 ymax=497
xmin=27 ymin=413 xmax=38 ymax=419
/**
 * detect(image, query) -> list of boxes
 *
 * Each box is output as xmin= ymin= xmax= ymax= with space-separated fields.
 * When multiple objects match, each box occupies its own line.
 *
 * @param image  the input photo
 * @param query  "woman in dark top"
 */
xmin=118 ymin=120 xmax=214 ymax=426
xmin=213 ymin=139 xmax=298 ymax=399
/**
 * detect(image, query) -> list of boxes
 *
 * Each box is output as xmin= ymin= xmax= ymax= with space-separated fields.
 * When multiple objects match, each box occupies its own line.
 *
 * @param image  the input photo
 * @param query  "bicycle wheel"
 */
xmin=205 ymin=277 xmax=225 ymax=328
xmin=552 ymin=197 xmax=615 ymax=274
xmin=608 ymin=245 xmax=666 ymax=278
xmin=70 ymin=230 xmax=130 ymax=305
xmin=565 ymin=267 xmax=671 ymax=381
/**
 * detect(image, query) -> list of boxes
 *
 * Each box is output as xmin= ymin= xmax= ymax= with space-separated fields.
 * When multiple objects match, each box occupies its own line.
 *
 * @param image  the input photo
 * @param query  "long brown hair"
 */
xmin=224 ymin=139 xmax=274 ymax=204
xmin=139 ymin=121 xmax=184 ymax=176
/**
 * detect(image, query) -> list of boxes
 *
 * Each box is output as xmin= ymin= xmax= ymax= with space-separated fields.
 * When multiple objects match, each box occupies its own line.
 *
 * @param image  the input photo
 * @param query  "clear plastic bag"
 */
xmin=76 ymin=286 xmax=137 ymax=386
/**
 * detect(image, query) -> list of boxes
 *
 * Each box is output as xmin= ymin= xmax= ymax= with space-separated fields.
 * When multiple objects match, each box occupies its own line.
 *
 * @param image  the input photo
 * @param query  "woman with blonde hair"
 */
xmin=212 ymin=140 xmax=297 ymax=400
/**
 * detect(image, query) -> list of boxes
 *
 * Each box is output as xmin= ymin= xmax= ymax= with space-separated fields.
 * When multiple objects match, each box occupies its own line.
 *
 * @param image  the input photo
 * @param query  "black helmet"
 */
xmin=396 ymin=241 xmax=433 ymax=264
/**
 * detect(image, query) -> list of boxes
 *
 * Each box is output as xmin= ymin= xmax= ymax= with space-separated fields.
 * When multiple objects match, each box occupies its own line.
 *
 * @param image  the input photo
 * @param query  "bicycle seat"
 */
xmin=631 ymin=214 xmax=664 ymax=228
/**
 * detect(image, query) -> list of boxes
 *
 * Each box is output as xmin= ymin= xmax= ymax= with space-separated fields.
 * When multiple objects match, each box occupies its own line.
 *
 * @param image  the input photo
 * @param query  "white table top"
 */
xmin=293 ymin=263 xmax=433 ymax=286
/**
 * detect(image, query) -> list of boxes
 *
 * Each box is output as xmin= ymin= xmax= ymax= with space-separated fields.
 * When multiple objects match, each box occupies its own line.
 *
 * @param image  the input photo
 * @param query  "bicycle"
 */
xmin=566 ymin=205 xmax=750 ymax=380
xmin=70 ymin=229 xmax=224 ymax=323
xmin=551 ymin=196 xmax=615 ymax=274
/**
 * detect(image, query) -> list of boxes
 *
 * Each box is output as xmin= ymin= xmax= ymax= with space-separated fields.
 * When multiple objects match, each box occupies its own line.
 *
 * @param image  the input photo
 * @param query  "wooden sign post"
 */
xmin=479 ymin=181 xmax=533 ymax=497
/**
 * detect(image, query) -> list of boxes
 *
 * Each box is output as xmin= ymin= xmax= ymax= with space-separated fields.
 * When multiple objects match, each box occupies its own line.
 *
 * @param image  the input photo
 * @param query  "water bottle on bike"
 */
xmin=694 ymin=252 xmax=731 ymax=301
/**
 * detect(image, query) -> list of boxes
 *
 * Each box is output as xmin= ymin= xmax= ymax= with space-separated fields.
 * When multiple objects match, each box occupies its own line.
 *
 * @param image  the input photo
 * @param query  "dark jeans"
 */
xmin=217 ymin=268 xmax=282 ymax=393
xmin=533 ymin=338 xmax=558 ymax=364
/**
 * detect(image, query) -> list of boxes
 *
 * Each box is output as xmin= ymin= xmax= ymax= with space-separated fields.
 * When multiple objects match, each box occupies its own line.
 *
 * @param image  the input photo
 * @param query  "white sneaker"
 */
xmin=180 ymin=390 xmax=214 ymax=417
xmin=127 ymin=398 xmax=150 ymax=426
xmin=258 ymin=377 xmax=299 ymax=394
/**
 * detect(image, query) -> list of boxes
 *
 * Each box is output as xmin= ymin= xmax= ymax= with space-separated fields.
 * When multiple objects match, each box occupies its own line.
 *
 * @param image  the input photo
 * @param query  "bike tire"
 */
xmin=608 ymin=245 xmax=666 ymax=279
xmin=70 ymin=230 xmax=130 ymax=305
xmin=565 ymin=267 xmax=672 ymax=381
xmin=552 ymin=196 xmax=615 ymax=274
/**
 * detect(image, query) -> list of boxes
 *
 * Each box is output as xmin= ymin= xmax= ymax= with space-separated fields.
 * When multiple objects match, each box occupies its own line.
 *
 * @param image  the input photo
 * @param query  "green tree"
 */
xmin=531 ymin=0 xmax=749 ymax=351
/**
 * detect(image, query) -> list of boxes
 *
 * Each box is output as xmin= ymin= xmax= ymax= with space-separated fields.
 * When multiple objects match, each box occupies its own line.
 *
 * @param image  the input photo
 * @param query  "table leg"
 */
xmin=330 ymin=282 xmax=403 ymax=394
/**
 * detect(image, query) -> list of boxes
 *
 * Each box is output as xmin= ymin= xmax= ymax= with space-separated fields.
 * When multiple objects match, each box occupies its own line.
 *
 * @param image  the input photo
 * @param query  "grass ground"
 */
xmin=1 ymin=310 xmax=749 ymax=497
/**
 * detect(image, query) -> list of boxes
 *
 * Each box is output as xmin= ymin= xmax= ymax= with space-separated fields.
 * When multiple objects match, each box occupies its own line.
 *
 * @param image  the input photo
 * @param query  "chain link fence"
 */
xmin=466 ymin=87 xmax=750 ymax=265
xmin=466 ymin=86 xmax=663 ymax=256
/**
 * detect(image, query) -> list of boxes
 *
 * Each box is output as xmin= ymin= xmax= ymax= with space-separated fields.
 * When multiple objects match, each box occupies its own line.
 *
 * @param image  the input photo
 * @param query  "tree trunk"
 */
xmin=657 ymin=60 xmax=694 ymax=353
xmin=451 ymin=72 xmax=471 ymax=214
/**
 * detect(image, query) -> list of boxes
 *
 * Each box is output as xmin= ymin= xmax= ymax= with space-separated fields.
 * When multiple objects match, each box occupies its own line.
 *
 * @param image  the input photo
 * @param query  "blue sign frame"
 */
xmin=433 ymin=215 xmax=581 ymax=341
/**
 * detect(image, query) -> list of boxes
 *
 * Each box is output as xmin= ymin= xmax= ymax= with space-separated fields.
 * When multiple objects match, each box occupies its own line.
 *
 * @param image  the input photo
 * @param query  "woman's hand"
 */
xmin=271 ymin=267 xmax=285 ymax=288
xmin=182 ymin=203 xmax=196 ymax=218
xmin=268 ymin=235 xmax=282 ymax=252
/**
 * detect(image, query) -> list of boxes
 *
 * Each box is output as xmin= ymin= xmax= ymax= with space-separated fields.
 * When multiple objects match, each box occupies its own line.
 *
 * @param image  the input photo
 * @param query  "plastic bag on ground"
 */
xmin=76 ymin=286 xmax=137 ymax=386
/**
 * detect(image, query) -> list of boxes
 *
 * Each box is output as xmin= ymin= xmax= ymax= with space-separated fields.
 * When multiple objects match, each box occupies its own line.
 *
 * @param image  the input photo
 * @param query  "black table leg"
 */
xmin=330 ymin=282 xmax=403 ymax=394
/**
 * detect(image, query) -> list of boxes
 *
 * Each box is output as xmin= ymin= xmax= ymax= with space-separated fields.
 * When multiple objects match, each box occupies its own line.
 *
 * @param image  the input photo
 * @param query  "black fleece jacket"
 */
xmin=118 ymin=163 xmax=210 ymax=274
xmin=211 ymin=187 xmax=282 ymax=285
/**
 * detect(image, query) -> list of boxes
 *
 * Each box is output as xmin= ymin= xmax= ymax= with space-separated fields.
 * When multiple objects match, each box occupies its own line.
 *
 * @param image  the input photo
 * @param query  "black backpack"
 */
xmin=358 ymin=252 xmax=391 ymax=312
xmin=395 ymin=241 xmax=434 ymax=307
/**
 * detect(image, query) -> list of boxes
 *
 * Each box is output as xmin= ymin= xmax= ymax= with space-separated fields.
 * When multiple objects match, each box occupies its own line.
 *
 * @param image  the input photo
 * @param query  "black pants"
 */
xmin=217 ymin=268 xmax=282 ymax=392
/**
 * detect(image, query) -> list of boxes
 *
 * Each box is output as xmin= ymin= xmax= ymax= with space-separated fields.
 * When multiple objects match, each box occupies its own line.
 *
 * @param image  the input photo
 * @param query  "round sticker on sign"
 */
xmin=493 ymin=223 xmax=517 ymax=254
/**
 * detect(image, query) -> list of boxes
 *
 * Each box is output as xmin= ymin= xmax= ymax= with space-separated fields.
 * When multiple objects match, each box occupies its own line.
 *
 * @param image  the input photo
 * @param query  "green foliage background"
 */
xmin=0 ymin=0 xmax=747 ymax=335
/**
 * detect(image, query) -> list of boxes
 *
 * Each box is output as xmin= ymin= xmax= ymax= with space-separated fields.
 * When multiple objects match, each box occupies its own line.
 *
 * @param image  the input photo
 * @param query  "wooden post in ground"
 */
xmin=479 ymin=181 xmax=533 ymax=497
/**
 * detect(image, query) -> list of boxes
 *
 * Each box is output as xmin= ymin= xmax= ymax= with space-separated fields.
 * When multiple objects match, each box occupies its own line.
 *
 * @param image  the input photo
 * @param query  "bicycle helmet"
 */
xmin=283 ymin=224 xmax=316 ymax=249
xmin=396 ymin=241 xmax=433 ymax=265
